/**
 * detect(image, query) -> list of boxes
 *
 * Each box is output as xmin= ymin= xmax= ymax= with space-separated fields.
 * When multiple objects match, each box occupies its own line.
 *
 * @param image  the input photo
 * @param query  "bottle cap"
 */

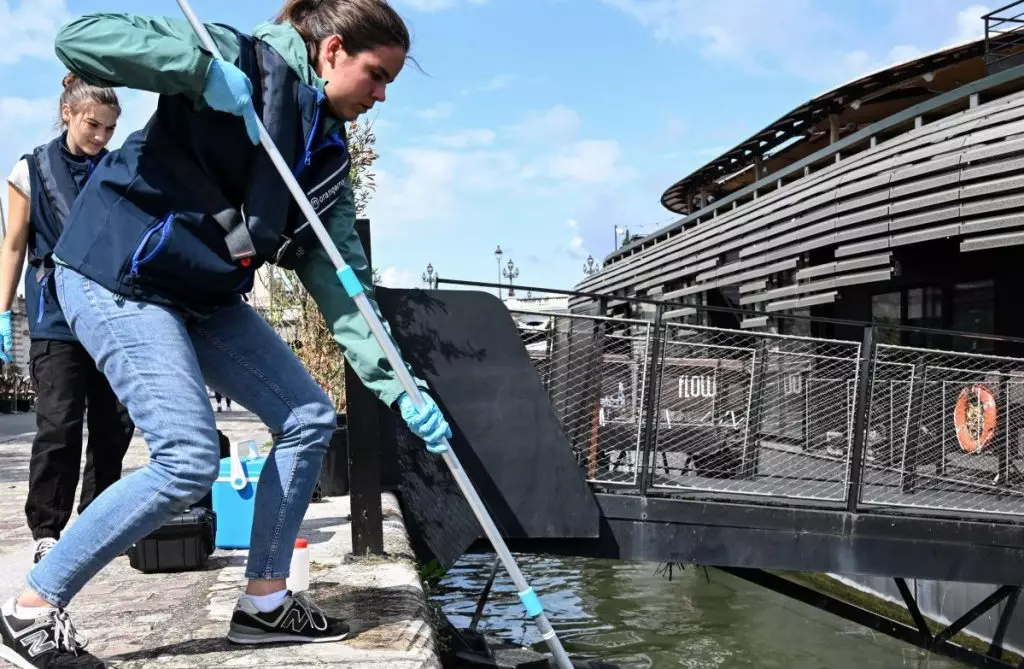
xmin=295 ymin=538 xmax=308 ymax=548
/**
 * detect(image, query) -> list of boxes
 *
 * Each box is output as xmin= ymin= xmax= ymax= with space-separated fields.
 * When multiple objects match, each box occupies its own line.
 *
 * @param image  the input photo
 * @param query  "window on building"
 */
xmin=779 ymin=309 xmax=812 ymax=337
xmin=951 ymin=280 xmax=994 ymax=353
xmin=906 ymin=287 xmax=944 ymax=348
xmin=871 ymin=291 xmax=902 ymax=345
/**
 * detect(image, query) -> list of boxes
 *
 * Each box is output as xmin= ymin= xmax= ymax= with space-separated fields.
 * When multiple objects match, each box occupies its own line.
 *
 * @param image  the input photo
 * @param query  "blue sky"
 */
xmin=0 ymin=0 xmax=993 ymax=295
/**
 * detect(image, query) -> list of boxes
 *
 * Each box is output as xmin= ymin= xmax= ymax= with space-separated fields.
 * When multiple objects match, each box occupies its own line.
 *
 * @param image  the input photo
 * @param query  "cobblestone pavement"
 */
xmin=0 ymin=409 xmax=439 ymax=668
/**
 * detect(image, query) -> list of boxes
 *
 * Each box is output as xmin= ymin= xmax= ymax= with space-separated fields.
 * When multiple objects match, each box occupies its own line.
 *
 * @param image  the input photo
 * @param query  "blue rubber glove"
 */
xmin=0 ymin=311 xmax=12 ymax=364
xmin=203 ymin=60 xmax=260 ymax=145
xmin=397 ymin=391 xmax=452 ymax=453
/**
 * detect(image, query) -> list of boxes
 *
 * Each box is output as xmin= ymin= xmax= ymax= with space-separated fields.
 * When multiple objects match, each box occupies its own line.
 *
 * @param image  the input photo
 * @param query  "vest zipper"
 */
xmin=293 ymin=90 xmax=328 ymax=180
xmin=129 ymin=214 xmax=175 ymax=277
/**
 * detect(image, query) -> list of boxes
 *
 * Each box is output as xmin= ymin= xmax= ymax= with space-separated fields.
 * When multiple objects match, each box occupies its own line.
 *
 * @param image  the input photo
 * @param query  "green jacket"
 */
xmin=54 ymin=13 xmax=425 ymax=408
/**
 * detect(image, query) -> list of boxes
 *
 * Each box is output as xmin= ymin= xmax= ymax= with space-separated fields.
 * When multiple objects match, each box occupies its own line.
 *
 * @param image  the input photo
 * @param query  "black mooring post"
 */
xmin=846 ymin=326 xmax=876 ymax=513
xmin=346 ymin=218 xmax=385 ymax=556
xmin=637 ymin=305 xmax=666 ymax=494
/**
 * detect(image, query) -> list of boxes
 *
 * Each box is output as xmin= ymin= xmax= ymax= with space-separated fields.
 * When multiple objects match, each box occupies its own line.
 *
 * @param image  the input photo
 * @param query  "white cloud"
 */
xmin=368 ymin=107 xmax=633 ymax=240
xmin=477 ymin=73 xmax=518 ymax=91
xmin=666 ymin=116 xmax=687 ymax=140
xmin=398 ymin=0 xmax=487 ymax=9
xmin=954 ymin=4 xmax=991 ymax=43
xmin=378 ymin=267 xmax=416 ymax=288
xmin=415 ymin=102 xmax=454 ymax=121
xmin=510 ymin=105 xmax=581 ymax=141
xmin=535 ymin=140 xmax=632 ymax=184
xmin=0 ymin=0 xmax=70 ymax=65
xmin=569 ymin=235 xmax=584 ymax=249
xmin=462 ymin=73 xmax=519 ymax=96
xmin=426 ymin=128 xmax=496 ymax=149
xmin=367 ymin=146 xmax=518 ymax=239
xmin=600 ymin=0 xmax=991 ymax=86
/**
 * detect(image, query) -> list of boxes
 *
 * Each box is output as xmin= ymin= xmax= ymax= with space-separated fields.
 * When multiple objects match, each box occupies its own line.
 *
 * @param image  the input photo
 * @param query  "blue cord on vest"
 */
xmin=36 ymin=274 xmax=48 ymax=324
xmin=336 ymin=267 xmax=363 ymax=298
xmin=294 ymin=89 xmax=325 ymax=178
xmin=518 ymin=588 xmax=544 ymax=617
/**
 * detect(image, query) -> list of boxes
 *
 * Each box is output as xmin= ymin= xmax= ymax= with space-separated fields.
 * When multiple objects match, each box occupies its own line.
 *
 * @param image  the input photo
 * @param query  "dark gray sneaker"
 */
xmin=32 ymin=539 xmax=57 ymax=565
xmin=0 ymin=598 xmax=105 ymax=668
xmin=226 ymin=592 xmax=349 ymax=645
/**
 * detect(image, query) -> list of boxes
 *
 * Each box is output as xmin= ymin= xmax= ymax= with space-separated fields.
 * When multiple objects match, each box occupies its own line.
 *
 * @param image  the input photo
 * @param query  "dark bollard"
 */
xmin=317 ymin=413 xmax=349 ymax=497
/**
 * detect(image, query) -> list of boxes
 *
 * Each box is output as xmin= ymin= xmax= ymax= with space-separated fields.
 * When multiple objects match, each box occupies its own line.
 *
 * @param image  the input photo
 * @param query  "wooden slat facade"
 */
xmin=575 ymin=73 xmax=1024 ymax=329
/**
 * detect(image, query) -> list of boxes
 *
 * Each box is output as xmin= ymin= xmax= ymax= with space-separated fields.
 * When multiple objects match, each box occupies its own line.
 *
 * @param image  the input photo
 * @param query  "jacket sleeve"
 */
xmin=293 ymin=181 xmax=428 ymax=409
xmin=54 ymin=13 xmax=242 ymax=100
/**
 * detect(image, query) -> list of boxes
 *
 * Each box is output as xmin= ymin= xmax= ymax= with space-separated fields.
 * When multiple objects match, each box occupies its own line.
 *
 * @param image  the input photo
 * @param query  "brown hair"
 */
xmin=57 ymin=73 xmax=121 ymax=130
xmin=274 ymin=0 xmax=411 ymax=62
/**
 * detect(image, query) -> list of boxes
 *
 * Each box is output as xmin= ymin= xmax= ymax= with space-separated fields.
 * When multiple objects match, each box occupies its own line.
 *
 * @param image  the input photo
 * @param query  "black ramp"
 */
xmin=372 ymin=287 xmax=601 ymax=569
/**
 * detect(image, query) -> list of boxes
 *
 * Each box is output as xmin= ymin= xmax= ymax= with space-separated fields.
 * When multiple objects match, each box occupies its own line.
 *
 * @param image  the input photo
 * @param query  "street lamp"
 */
xmin=422 ymin=263 xmax=437 ymax=290
xmin=583 ymin=254 xmax=599 ymax=276
xmin=494 ymin=245 xmax=503 ymax=299
xmin=503 ymin=258 xmax=519 ymax=298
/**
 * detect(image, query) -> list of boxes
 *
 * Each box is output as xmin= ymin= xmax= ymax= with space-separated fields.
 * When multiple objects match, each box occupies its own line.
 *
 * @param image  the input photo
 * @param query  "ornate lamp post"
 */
xmin=583 ymin=254 xmax=599 ymax=276
xmin=503 ymin=258 xmax=520 ymax=298
xmin=422 ymin=263 xmax=437 ymax=289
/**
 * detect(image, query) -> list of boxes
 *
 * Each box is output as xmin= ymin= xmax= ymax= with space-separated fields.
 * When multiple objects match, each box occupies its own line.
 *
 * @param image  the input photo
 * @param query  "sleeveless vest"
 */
xmin=23 ymin=135 xmax=103 ymax=340
xmin=53 ymin=29 xmax=351 ymax=315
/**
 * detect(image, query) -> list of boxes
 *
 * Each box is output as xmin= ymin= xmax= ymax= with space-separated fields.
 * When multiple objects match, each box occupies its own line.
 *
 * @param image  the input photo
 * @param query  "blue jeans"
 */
xmin=27 ymin=265 xmax=336 ymax=607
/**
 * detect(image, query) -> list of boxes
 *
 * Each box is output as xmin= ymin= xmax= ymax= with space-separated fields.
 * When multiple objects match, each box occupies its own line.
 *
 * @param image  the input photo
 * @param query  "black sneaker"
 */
xmin=0 ymin=598 xmax=105 ymax=668
xmin=227 ymin=591 xmax=349 ymax=644
xmin=32 ymin=539 xmax=57 ymax=565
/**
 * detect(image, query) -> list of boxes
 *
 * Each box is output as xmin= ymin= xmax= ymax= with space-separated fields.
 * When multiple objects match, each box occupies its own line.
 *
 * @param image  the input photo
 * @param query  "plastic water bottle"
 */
xmin=287 ymin=538 xmax=310 ymax=593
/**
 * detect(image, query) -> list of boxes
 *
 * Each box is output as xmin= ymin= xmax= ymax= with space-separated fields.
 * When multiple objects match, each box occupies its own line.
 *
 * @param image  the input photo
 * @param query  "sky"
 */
xmin=0 ymin=0 xmax=996 ymax=296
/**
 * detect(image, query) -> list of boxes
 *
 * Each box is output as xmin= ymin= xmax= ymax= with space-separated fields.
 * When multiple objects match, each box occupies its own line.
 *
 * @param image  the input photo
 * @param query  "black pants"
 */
xmin=26 ymin=339 xmax=135 ymax=540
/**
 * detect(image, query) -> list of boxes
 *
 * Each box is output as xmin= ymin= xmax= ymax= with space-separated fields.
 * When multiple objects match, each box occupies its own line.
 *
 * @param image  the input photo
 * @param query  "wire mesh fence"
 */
xmin=506 ymin=288 xmax=1024 ymax=517
xmin=649 ymin=324 xmax=860 ymax=502
xmin=861 ymin=343 xmax=1024 ymax=515
xmin=510 ymin=309 xmax=652 ymax=486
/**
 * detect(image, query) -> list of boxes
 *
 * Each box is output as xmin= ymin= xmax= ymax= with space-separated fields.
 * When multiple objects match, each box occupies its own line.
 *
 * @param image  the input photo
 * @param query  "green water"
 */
xmin=435 ymin=554 xmax=962 ymax=668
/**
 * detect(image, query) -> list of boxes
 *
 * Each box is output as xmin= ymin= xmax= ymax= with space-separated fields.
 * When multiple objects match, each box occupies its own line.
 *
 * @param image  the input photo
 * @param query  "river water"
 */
xmin=435 ymin=554 xmax=961 ymax=669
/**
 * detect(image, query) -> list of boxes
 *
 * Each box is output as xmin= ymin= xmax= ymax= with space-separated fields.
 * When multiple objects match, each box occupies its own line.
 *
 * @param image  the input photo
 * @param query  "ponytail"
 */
xmin=57 ymin=73 xmax=120 ymax=130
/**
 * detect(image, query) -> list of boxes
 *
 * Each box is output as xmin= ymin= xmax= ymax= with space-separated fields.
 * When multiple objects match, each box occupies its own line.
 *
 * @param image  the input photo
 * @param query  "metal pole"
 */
xmin=176 ymin=4 xmax=574 ymax=666
xmin=846 ymin=326 xmax=875 ymax=513
xmin=637 ymin=304 xmax=665 ymax=493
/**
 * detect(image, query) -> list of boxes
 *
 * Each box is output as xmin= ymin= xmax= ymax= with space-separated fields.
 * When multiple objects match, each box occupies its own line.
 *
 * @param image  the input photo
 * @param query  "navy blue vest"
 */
xmin=54 ymin=30 xmax=351 ymax=315
xmin=23 ymin=135 xmax=103 ymax=341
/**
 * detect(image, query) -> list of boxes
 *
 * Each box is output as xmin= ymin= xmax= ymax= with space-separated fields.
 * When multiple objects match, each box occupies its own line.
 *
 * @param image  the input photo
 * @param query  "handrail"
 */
xmin=437 ymin=277 xmax=1024 ymax=347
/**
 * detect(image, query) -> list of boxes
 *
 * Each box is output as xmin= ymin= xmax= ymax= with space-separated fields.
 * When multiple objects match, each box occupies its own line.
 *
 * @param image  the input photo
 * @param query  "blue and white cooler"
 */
xmin=211 ymin=439 xmax=265 ymax=549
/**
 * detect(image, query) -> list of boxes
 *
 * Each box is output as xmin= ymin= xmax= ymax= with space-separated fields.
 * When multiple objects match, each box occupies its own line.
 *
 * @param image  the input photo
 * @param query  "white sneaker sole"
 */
xmin=0 ymin=643 xmax=40 ymax=669
xmin=226 ymin=629 xmax=348 ymax=644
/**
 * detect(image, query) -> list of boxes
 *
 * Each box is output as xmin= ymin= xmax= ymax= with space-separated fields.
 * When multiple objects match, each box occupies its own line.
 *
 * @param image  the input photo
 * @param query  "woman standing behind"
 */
xmin=0 ymin=75 xmax=134 ymax=565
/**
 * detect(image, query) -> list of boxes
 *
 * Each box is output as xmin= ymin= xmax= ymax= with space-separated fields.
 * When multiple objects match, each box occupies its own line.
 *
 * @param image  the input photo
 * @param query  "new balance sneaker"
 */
xmin=227 ymin=591 xmax=349 ymax=644
xmin=0 ymin=599 xmax=105 ymax=668
xmin=32 ymin=539 xmax=56 ymax=565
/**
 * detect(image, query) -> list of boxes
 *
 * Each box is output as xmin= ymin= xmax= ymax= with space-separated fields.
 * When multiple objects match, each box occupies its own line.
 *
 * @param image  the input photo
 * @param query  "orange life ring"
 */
xmin=952 ymin=384 xmax=997 ymax=454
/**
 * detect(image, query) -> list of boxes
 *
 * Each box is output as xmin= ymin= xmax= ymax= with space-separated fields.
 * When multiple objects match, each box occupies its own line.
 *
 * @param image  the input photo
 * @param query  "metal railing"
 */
xmin=985 ymin=1 xmax=1024 ymax=68
xmin=486 ymin=281 xmax=1024 ymax=519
